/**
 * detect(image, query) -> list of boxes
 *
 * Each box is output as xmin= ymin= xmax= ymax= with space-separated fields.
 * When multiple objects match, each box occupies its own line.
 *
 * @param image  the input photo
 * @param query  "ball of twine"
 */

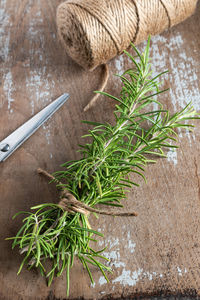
xmin=56 ymin=0 xmax=197 ymax=71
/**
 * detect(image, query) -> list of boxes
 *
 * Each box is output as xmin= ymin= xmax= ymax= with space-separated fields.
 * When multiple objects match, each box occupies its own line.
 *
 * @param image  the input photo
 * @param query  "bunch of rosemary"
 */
xmin=8 ymin=38 xmax=199 ymax=295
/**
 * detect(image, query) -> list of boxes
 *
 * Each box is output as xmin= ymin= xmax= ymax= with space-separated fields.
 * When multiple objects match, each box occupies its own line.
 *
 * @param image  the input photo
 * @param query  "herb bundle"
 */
xmin=7 ymin=38 xmax=199 ymax=295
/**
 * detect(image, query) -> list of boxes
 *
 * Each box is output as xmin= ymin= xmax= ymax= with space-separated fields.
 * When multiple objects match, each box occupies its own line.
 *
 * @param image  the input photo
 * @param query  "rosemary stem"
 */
xmin=9 ymin=37 xmax=198 ymax=296
xmin=93 ymin=93 xmax=142 ymax=172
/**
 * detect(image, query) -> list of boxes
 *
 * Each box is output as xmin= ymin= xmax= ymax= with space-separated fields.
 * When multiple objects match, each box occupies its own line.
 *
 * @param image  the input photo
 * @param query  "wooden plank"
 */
xmin=0 ymin=0 xmax=200 ymax=299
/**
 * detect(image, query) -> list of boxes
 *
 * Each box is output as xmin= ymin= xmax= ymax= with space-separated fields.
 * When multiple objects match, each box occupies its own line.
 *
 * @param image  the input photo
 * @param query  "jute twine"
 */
xmin=56 ymin=0 xmax=197 ymax=71
xmin=37 ymin=168 xmax=138 ymax=217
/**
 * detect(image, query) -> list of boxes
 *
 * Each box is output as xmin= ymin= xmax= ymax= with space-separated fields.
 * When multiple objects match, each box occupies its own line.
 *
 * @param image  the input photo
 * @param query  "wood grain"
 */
xmin=0 ymin=1 xmax=200 ymax=299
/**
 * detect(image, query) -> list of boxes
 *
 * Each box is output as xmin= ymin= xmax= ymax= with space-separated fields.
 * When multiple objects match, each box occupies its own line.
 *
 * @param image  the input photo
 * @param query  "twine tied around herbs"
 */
xmin=56 ymin=0 xmax=197 ymax=110
xmin=37 ymin=168 xmax=138 ymax=217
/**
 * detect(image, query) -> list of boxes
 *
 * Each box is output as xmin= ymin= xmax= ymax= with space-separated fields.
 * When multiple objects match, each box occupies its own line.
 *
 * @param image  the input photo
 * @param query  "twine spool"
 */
xmin=56 ymin=0 xmax=197 ymax=71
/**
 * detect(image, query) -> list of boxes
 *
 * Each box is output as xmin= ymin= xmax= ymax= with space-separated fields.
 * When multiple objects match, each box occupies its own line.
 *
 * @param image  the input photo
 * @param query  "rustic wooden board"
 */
xmin=0 ymin=1 xmax=200 ymax=299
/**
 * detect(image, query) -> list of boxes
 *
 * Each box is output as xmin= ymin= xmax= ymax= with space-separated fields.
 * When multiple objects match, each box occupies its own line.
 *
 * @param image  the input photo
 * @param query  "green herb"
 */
xmin=7 ymin=37 xmax=199 ymax=295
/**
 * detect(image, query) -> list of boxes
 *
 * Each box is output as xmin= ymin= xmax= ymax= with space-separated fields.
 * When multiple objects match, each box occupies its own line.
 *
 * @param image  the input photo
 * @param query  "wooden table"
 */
xmin=0 ymin=1 xmax=200 ymax=299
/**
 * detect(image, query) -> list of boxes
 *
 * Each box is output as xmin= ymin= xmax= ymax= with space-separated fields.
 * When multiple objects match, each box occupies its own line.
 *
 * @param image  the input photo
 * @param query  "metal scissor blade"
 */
xmin=0 ymin=93 xmax=69 ymax=162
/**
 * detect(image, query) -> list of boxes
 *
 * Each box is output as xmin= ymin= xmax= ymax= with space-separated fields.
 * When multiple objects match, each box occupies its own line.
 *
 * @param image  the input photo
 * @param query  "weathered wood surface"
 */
xmin=0 ymin=1 xmax=200 ymax=299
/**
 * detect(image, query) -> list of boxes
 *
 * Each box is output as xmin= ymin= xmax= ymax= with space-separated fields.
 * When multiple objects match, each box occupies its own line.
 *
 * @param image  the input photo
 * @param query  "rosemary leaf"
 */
xmin=8 ymin=37 xmax=199 ymax=295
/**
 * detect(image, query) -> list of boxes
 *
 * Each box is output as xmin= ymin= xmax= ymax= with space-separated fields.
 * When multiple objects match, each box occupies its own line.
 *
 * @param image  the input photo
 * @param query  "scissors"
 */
xmin=0 ymin=93 xmax=69 ymax=162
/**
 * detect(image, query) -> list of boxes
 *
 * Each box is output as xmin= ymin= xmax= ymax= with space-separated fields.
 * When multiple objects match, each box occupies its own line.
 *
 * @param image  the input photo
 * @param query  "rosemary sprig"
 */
xmin=7 ymin=37 xmax=199 ymax=295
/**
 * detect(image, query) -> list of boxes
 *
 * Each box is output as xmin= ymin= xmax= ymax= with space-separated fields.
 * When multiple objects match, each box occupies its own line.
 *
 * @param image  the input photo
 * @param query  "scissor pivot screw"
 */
xmin=0 ymin=143 xmax=10 ymax=152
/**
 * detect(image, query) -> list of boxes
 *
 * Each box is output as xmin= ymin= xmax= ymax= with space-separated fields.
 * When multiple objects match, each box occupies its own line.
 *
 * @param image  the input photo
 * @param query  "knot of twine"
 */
xmin=38 ymin=168 xmax=138 ymax=217
xmin=57 ymin=0 xmax=197 ymax=70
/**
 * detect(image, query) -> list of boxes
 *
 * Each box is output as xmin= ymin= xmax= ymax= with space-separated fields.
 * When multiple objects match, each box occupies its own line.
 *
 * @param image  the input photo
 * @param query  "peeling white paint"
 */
xmin=25 ymin=68 xmax=56 ymax=145
xmin=103 ymin=250 xmax=118 ymax=261
xmin=115 ymin=55 xmax=125 ymax=76
xmin=177 ymin=266 xmax=182 ymax=276
xmin=111 ymin=268 xmax=161 ymax=286
xmin=151 ymin=33 xmax=199 ymax=148
xmin=126 ymin=231 xmax=136 ymax=253
xmin=167 ymin=148 xmax=177 ymax=165
xmin=99 ymin=276 xmax=107 ymax=286
xmin=98 ymin=240 xmax=104 ymax=247
xmin=26 ymin=5 xmax=45 ymax=67
xmin=42 ymin=124 xmax=51 ymax=145
xmin=168 ymin=35 xmax=200 ymax=112
xmin=26 ymin=71 xmax=43 ymax=114
xmin=104 ymin=264 xmax=187 ymax=287
xmin=135 ymin=32 xmax=200 ymax=164
xmin=100 ymin=232 xmax=136 ymax=271
xmin=128 ymin=240 xmax=136 ymax=253
xmin=108 ymin=237 xmax=119 ymax=248
xmin=177 ymin=266 xmax=187 ymax=276
xmin=27 ymin=3 xmax=43 ymax=38
xmin=143 ymin=271 xmax=157 ymax=281
xmin=103 ymin=250 xmax=125 ymax=268
xmin=0 ymin=0 xmax=11 ymax=62
xmin=23 ymin=1 xmax=57 ymax=146
xmin=0 ymin=0 xmax=14 ymax=113
xmin=112 ymin=268 xmax=143 ymax=286
xmin=167 ymin=34 xmax=199 ymax=146
xmin=99 ymin=291 xmax=106 ymax=294
xmin=52 ymin=33 xmax=56 ymax=40
xmin=3 ymin=71 xmax=14 ymax=113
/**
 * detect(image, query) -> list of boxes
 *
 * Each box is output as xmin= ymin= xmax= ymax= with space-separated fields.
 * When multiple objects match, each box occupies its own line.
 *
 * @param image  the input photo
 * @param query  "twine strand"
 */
xmin=37 ymin=168 xmax=138 ymax=217
xmin=84 ymin=63 xmax=109 ymax=111
xmin=57 ymin=0 xmax=197 ymax=70
xmin=159 ymin=0 xmax=172 ymax=28
xmin=130 ymin=0 xmax=140 ymax=44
